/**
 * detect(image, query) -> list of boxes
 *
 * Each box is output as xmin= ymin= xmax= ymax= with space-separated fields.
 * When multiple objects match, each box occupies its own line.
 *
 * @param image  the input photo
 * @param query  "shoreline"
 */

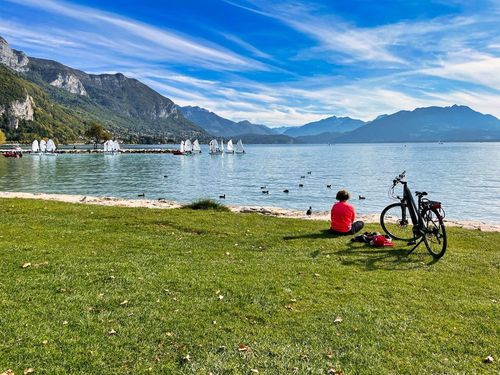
xmin=0 ymin=191 xmax=499 ymax=232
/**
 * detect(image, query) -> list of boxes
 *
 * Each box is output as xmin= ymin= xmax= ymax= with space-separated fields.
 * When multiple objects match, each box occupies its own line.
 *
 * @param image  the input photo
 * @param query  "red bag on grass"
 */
xmin=370 ymin=235 xmax=394 ymax=247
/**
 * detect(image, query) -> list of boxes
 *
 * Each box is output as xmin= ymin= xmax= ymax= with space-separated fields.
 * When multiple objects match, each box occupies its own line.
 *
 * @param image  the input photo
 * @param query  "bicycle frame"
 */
xmin=397 ymin=181 xmax=425 ymax=239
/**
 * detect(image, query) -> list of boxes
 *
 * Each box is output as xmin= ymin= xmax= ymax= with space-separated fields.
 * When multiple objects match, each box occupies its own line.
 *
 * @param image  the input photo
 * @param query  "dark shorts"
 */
xmin=329 ymin=221 xmax=364 ymax=235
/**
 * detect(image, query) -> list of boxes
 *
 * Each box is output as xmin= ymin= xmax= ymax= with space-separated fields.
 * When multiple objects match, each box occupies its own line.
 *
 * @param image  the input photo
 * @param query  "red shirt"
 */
xmin=330 ymin=201 xmax=355 ymax=232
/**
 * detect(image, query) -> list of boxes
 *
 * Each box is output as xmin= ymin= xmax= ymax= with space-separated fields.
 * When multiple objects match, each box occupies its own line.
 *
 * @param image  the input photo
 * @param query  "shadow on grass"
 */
xmin=332 ymin=242 xmax=440 ymax=271
xmin=283 ymin=229 xmax=439 ymax=271
xmin=283 ymin=229 xmax=340 ymax=240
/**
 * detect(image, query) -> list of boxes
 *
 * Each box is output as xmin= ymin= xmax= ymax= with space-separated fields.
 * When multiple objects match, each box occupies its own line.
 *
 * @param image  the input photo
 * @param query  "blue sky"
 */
xmin=1 ymin=0 xmax=500 ymax=126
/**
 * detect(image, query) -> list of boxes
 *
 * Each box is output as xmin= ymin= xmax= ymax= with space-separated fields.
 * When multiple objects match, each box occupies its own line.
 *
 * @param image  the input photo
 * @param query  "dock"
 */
xmin=19 ymin=148 xmax=178 ymax=154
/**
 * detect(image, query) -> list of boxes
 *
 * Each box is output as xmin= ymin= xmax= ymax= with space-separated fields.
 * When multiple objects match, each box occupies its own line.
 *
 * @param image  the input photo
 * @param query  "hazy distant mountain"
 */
xmin=179 ymin=106 xmax=276 ymax=137
xmin=337 ymin=105 xmax=500 ymax=142
xmin=283 ymin=116 xmax=365 ymax=137
xmin=0 ymin=36 xmax=208 ymax=142
xmin=237 ymin=133 xmax=300 ymax=144
xmin=272 ymin=126 xmax=293 ymax=134
xmin=294 ymin=131 xmax=343 ymax=144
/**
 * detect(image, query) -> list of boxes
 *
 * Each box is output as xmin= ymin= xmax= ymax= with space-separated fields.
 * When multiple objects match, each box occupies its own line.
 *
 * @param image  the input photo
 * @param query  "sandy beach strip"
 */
xmin=1 ymin=191 xmax=499 ymax=232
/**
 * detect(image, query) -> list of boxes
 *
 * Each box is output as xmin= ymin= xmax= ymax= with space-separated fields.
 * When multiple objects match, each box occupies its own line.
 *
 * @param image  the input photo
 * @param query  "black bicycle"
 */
xmin=380 ymin=171 xmax=447 ymax=258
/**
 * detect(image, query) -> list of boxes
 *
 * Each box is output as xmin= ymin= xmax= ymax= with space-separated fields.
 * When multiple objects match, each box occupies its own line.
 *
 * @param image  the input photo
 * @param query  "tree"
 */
xmin=84 ymin=121 xmax=111 ymax=149
xmin=0 ymin=130 xmax=6 ymax=144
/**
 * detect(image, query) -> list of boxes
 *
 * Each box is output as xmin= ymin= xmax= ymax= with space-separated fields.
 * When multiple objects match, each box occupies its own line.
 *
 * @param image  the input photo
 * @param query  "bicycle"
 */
xmin=380 ymin=171 xmax=447 ymax=258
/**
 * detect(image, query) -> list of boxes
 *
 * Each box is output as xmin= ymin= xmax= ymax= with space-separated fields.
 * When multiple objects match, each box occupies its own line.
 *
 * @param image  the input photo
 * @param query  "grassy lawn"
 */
xmin=0 ymin=198 xmax=498 ymax=374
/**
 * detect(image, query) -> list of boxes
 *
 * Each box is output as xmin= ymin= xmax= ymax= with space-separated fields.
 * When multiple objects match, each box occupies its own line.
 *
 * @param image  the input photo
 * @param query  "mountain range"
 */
xmin=0 ymin=36 xmax=207 ymax=143
xmin=336 ymin=105 xmax=500 ymax=143
xmin=1 ymin=35 xmax=500 ymax=143
xmin=282 ymin=116 xmax=365 ymax=137
xmin=179 ymin=106 xmax=276 ymax=137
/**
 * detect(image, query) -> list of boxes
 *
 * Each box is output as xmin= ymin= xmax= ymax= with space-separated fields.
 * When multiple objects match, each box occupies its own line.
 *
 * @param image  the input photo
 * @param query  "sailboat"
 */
xmin=31 ymin=140 xmax=40 ymax=154
xmin=184 ymin=139 xmax=193 ymax=154
xmin=104 ymin=140 xmax=120 ymax=153
xmin=209 ymin=139 xmax=221 ymax=154
xmin=220 ymin=140 xmax=225 ymax=153
xmin=40 ymin=140 xmax=47 ymax=153
xmin=192 ymin=139 xmax=201 ymax=154
xmin=226 ymin=139 xmax=234 ymax=154
xmin=173 ymin=140 xmax=185 ymax=155
xmin=235 ymin=139 xmax=245 ymax=153
xmin=46 ymin=139 xmax=57 ymax=155
xmin=103 ymin=140 xmax=112 ymax=153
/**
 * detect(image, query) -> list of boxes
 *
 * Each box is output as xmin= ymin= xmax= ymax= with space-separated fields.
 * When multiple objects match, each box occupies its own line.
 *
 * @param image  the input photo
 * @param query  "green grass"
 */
xmin=0 ymin=198 xmax=498 ymax=374
xmin=182 ymin=199 xmax=230 ymax=212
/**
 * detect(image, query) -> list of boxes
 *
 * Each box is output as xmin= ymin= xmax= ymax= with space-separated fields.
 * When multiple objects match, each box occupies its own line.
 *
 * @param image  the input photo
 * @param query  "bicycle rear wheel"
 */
xmin=380 ymin=203 xmax=414 ymax=241
xmin=422 ymin=208 xmax=447 ymax=258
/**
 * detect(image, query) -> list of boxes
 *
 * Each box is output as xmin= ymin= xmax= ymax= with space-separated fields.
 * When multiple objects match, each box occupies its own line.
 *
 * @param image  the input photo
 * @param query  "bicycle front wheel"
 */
xmin=380 ymin=203 xmax=414 ymax=241
xmin=422 ymin=208 xmax=447 ymax=258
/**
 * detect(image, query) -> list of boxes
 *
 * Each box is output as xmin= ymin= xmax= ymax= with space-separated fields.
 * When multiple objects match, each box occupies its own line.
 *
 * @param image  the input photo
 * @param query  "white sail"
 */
xmin=31 ymin=140 xmax=39 ymax=153
xmin=103 ymin=140 xmax=110 ymax=152
xmin=209 ymin=139 xmax=220 ymax=154
xmin=184 ymin=139 xmax=193 ymax=153
xmin=192 ymin=139 xmax=201 ymax=153
xmin=113 ymin=140 xmax=120 ymax=151
xmin=226 ymin=139 xmax=234 ymax=153
xmin=46 ymin=139 xmax=56 ymax=153
xmin=40 ymin=140 xmax=47 ymax=152
xmin=236 ymin=139 xmax=245 ymax=153
xmin=220 ymin=140 xmax=224 ymax=153
xmin=180 ymin=140 xmax=185 ymax=153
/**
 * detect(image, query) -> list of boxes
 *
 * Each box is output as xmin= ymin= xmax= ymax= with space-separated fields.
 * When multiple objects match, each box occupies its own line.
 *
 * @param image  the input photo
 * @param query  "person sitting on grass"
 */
xmin=329 ymin=189 xmax=364 ymax=235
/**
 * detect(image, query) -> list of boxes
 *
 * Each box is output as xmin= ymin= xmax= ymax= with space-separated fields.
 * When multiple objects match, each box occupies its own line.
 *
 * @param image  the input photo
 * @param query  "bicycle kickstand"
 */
xmin=407 ymin=237 xmax=424 ymax=255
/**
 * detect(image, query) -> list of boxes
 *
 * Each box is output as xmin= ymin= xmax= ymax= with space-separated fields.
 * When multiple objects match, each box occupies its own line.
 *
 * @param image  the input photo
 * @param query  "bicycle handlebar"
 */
xmin=392 ymin=170 xmax=406 ymax=186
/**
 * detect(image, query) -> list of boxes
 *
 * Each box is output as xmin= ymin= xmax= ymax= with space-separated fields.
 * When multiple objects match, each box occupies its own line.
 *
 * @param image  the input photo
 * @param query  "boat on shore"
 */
xmin=46 ymin=139 xmax=57 ymax=155
xmin=32 ymin=140 xmax=40 ymax=154
xmin=103 ymin=140 xmax=121 ymax=153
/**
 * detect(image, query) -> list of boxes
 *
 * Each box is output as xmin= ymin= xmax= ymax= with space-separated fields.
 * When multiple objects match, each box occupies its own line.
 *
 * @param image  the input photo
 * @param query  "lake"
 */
xmin=0 ymin=142 xmax=499 ymax=223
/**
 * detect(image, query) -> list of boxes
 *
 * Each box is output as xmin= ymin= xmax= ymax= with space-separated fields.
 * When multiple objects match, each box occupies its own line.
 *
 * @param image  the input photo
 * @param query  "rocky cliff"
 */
xmin=0 ymin=37 xmax=29 ymax=72
xmin=50 ymin=73 xmax=87 ymax=96
xmin=0 ymin=93 xmax=35 ymax=129
xmin=0 ymin=64 xmax=85 ymax=142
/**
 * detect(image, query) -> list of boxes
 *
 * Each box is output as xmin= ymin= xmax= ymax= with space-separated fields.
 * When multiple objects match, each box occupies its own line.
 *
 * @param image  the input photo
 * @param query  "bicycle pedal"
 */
xmin=407 ymin=240 xmax=416 ymax=245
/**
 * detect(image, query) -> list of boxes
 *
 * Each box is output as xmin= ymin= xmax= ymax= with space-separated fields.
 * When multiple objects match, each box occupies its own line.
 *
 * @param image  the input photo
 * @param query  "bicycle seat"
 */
xmin=415 ymin=191 xmax=428 ymax=197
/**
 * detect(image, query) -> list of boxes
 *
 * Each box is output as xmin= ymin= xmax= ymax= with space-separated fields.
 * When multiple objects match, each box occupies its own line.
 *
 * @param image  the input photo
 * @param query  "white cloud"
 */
xmin=421 ymin=55 xmax=500 ymax=89
xmin=4 ymin=0 xmax=270 ymax=71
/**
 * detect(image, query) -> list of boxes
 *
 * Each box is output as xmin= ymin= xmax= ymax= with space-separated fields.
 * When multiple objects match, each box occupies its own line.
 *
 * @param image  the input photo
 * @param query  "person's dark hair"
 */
xmin=336 ymin=189 xmax=350 ymax=201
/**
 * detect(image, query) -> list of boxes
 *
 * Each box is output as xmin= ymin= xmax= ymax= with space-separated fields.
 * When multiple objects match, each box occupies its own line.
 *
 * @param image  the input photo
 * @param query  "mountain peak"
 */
xmin=0 ymin=36 xmax=29 ymax=72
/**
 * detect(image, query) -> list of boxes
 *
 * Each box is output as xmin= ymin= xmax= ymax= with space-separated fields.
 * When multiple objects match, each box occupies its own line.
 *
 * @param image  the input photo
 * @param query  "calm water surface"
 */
xmin=0 ymin=143 xmax=499 ymax=223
